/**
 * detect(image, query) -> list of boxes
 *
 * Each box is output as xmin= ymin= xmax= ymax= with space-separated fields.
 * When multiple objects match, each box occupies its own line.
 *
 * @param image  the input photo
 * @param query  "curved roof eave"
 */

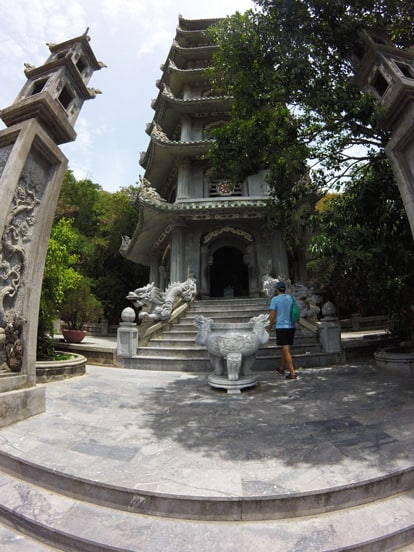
xmin=121 ymin=187 xmax=268 ymax=265
xmin=151 ymin=86 xmax=233 ymax=114
xmin=178 ymin=15 xmax=222 ymax=31
xmin=140 ymin=135 xmax=210 ymax=180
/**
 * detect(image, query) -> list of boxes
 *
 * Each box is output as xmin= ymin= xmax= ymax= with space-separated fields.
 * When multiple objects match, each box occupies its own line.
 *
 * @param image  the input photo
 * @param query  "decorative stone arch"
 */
xmin=199 ymin=226 xmax=259 ymax=298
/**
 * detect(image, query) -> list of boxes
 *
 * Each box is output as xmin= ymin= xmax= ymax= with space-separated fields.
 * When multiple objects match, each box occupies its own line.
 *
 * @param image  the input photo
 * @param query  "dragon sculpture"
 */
xmin=126 ymin=277 xmax=197 ymax=323
xmin=262 ymin=268 xmax=323 ymax=320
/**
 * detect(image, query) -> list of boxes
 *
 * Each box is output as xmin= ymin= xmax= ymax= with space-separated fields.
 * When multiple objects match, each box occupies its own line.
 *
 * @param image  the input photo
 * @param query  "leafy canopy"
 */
xmin=208 ymin=1 xmax=413 ymax=190
xmin=309 ymin=160 xmax=414 ymax=316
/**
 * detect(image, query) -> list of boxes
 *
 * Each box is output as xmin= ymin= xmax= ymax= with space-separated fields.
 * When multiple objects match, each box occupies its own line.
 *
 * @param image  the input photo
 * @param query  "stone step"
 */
xmin=132 ymin=297 xmax=336 ymax=372
xmin=180 ymin=310 xmax=268 ymax=322
xmin=0 ymin=521 xmax=55 ymax=551
xmin=122 ymin=351 xmax=343 ymax=371
xmin=137 ymin=341 xmax=322 ymax=356
xmin=149 ymin=331 xmax=318 ymax=346
xmin=190 ymin=297 xmax=268 ymax=308
xmin=1 ymin=455 xmax=414 ymax=551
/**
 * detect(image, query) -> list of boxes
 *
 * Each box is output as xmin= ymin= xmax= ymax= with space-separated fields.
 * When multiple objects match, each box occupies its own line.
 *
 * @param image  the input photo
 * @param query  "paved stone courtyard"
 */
xmin=0 ymin=360 xmax=414 ymax=550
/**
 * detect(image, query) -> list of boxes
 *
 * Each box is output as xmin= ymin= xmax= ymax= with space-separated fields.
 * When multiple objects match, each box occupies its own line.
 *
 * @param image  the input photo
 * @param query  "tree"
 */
xmin=38 ymin=172 xmax=148 ymax=358
xmin=59 ymin=279 xmax=103 ymax=331
xmin=206 ymin=2 xmax=413 ymax=276
xmin=37 ymin=218 xmax=83 ymax=359
xmin=207 ymin=11 xmax=321 ymax=278
xmin=309 ymin=160 xmax=414 ymax=316
xmin=55 ymin=170 xmax=101 ymax=236
xmin=54 ymin=172 xmax=146 ymax=321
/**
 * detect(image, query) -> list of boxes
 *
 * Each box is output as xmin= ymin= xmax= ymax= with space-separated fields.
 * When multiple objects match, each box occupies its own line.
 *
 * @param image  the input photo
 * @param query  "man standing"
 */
xmin=268 ymin=281 xmax=297 ymax=380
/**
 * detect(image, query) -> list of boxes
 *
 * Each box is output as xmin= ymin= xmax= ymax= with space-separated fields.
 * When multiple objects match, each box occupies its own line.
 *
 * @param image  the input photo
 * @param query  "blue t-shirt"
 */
xmin=269 ymin=294 xmax=294 ymax=329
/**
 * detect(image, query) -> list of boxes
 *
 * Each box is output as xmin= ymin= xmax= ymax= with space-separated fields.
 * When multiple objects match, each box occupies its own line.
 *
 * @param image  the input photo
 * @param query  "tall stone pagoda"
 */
xmin=122 ymin=15 xmax=289 ymax=298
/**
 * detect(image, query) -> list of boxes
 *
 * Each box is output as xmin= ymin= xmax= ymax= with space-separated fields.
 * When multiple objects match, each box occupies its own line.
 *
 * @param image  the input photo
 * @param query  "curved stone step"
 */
xmin=1 ymin=467 xmax=414 ymax=551
xmin=122 ymin=351 xmax=340 ymax=371
xmin=1 ymin=449 xmax=414 ymax=523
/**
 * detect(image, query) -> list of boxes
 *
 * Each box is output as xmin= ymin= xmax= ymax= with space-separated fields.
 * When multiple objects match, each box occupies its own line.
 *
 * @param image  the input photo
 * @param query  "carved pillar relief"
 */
xmin=0 ymin=144 xmax=13 ymax=178
xmin=0 ymin=122 xmax=67 ymax=378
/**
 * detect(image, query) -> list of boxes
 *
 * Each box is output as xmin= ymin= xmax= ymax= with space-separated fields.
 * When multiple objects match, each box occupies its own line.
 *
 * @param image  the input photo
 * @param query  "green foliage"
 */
xmin=309 ymin=160 xmax=414 ymax=316
xmin=208 ymin=1 xmax=413 ymax=188
xmin=36 ymin=308 xmax=57 ymax=361
xmin=37 ymin=171 xmax=148 ymax=358
xmin=53 ymin=173 xmax=146 ymax=322
xmin=59 ymin=279 xmax=103 ymax=330
xmin=37 ymin=217 xmax=83 ymax=358
xmin=55 ymin=171 xmax=102 ymax=236
xmin=206 ymin=1 xmax=413 ymax=284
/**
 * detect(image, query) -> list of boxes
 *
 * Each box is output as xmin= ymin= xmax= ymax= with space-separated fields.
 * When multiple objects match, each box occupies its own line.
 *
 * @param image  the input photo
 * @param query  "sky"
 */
xmin=0 ymin=0 xmax=255 ymax=193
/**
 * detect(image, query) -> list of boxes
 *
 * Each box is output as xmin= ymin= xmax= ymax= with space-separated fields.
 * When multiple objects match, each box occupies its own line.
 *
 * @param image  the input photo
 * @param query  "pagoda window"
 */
xmin=371 ymin=70 xmax=389 ymax=97
xmin=58 ymin=84 xmax=74 ymax=110
xmin=76 ymin=55 xmax=88 ymax=76
xmin=172 ymin=125 xmax=181 ymax=141
xmin=30 ymin=77 xmax=48 ymax=95
xmin=209 ymin=180 xmax=243 ymax=197
xmin=394 ymin=61 xmax=414 ymax=79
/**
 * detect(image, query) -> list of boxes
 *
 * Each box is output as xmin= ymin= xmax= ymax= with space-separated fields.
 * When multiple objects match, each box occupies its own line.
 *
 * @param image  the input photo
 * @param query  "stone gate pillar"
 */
xmin=0 ymin=31 xmax=104 ymax=427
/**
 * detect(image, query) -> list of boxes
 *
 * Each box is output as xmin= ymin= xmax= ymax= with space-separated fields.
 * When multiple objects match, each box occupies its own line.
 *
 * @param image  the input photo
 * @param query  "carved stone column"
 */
xmin=0 ymin=32 xmax=103 ymax=427
xmin=176 ymin=158 xmax=191 ymax=200
xmin=170 ymin=225 xmax=184 ymax=282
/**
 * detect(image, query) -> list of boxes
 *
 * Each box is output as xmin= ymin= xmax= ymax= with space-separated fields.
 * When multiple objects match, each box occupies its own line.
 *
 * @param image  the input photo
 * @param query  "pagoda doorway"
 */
xmin=209 ymin=246 xmax=249 ymax=298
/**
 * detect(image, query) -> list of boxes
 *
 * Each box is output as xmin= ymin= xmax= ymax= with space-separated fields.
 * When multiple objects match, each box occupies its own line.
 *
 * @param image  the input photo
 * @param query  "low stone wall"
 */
xmin=340 ymin=314 xmax=392 ymax=332
xmin=36 ymin=353 xmax=87 ymax=383
xmin=55 ymin=341 xmax=117 ymax=367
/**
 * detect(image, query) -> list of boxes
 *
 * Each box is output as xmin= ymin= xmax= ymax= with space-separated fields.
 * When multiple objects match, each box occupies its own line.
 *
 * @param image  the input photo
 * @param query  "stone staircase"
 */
xmin=0 ymin=445 xmax=414 ymax=550
xmin=121 ymin=297 xmax=344 ymax=371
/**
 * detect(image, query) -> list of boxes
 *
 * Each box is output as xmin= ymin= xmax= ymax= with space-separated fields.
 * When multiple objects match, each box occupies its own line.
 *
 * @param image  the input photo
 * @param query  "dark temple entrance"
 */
xmin=210 ymin=246 xmax=249 ymax=297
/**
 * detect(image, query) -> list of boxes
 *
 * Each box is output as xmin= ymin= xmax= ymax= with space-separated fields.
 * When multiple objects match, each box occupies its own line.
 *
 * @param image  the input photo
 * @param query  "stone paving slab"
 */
xmin=0 ymin=362 xmax=413 ymax=503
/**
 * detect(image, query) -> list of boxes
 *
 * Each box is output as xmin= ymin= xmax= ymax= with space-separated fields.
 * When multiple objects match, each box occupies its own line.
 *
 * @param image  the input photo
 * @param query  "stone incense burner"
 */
xmin=194 ymin=314 xmax=269 ymax=394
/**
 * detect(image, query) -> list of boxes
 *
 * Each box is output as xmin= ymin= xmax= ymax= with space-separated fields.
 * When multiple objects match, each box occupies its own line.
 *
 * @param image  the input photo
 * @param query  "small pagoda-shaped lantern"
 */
xmin=1 ymin=28 xmax=104 ymax=144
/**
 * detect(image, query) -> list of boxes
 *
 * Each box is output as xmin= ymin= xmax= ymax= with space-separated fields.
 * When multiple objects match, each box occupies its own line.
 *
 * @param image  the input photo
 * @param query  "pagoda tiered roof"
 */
xmin=152 ymin=84 xmax=232 ymax=111
xmin=121 ymin=182 xmax=267 ymax=265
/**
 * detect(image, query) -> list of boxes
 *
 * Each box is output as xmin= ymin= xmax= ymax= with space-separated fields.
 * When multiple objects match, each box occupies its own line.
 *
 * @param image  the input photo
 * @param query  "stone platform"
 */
xmin=0 ymin=362 xmax=414 ymax=550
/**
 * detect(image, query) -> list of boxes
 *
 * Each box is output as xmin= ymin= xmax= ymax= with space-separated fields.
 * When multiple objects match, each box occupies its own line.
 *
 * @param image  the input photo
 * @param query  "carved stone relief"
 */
xmin=0 ymin=149 xmax=51 ymax=372
xmin=0 ymin=144 xmax=13 ymax=178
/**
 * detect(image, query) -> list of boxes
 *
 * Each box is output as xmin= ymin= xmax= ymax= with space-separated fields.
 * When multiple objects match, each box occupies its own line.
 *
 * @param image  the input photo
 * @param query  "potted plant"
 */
xmin=59 ymin=279 xmax=103 ymax=343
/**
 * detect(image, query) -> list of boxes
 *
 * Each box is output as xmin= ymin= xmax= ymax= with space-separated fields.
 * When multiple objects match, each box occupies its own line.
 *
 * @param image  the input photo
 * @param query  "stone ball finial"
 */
xmin=121 ymin=307 xmax=136 ymax=323
xmin=321 ymin=301 xmax=336 ymax=318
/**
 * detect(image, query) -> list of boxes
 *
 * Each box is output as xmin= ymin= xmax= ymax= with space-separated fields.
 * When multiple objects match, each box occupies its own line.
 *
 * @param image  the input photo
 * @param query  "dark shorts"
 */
xmin=276 ymin=328 xmax=295 ymax=346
